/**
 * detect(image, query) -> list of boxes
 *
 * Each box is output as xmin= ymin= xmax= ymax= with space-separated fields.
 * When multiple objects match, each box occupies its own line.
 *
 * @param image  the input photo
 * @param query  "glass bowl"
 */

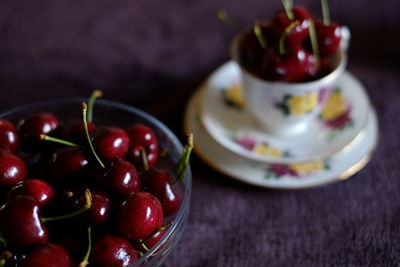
xmin=0 ymin=98 xmax=191 ymax=267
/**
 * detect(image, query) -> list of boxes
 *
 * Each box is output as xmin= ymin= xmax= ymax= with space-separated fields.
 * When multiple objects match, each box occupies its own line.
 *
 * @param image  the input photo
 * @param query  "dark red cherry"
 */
xmin=270 ymin=6 xmax=311 ymax=46
xmin=126 ymin=124 xmax=158 ymax=171
xmin=116 ymin=191 xmax=163 ymax=241
xmin=262 ymin=47 xmax=307 ymax=82
xmin=18 ymin=113 xmax=59 ymax=150
xmin=97 ymin=159 xmax=140 ymax=197
xmin=7 ymin=179 xmax=55 ymax=206
xmin=0 ymin=119 xmax=19 ymax=152
xmin=315 ymin=19 xmax=342 ymax=57
xmin=137 ymin=226 xmax=168 ymax=253
xmin=141 ymin=169 xmax=182 ymax=216
xmin=19 ymin=243 xmax=72 ymax=267
xmin=75 ymin=192 xmax=110 ymax=225
xmin=92 ymin=126 xmax=130 ymax=159
xmin=0 ymin=196 xmax=48 ymax=248
xmin=0 ymin=150 xmax=27 ymax=188
xmin=90 ymin=235 xmax=137 ymax=267
xmin=45 ymin=148 xmax=89 ymax=180
xmin=63 ymin=120 xmax=96 ymax=145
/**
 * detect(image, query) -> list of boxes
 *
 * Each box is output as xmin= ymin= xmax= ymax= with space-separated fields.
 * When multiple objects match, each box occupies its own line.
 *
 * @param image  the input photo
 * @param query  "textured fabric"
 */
xmin=0 ymin=0 xmax=400 ymax=266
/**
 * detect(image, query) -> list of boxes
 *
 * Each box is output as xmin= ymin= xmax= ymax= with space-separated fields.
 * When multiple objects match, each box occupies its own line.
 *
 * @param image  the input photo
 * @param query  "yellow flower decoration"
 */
xmin=321 ymin=91 xmax=346 ymax=120
xmin=287 ymin=93 xmax=318 ymax=116
xmin=252 ymin=144 xmax=282 ymax=158
xmin=289 ymin=161 xmax=325 ymax=174
xmin=224 ymin=84 xmax=245 ymax=108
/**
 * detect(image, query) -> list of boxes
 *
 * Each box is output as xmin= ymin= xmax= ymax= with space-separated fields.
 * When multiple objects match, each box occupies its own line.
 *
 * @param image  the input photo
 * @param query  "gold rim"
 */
xmin=184 ymin=89 xmax=378 ymax=190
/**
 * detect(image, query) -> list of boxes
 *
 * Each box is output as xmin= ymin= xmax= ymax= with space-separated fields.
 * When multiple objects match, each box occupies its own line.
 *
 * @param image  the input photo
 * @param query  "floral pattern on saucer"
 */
xmin=234 ymin=136 xmax=290 ymax=158
xmin=222 ymin=83 xmax=245 ymax=110
xmin=320 ymin=88 xmax=353 ymax=130
xmin=263 ymin=160 xmax=330 ymax=179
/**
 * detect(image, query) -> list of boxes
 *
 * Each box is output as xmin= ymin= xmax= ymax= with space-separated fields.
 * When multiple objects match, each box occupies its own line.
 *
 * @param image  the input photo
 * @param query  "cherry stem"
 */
xmin=253 ymin=21 xmax=267 ymax=49
xmin=217 ymin=10 xmax=241 ymax=31
xmin=321 ymin=0 xmax=331 ymax=25
xmin=173 ymin=134 xmax=193 ymax=186
xmin=0 ymin=238 xmax=6 ymax=251
xmin=282 ymin=0 xmax=294 ymax=21
xmin=140 ymin=149 xmax=149 ymax=171
xmin=82 ymin=102 xmax=105 ymax=169
xmin=79 ymin=227 xmax=92 ymax=267
xmin=87 ymin=90 xmax=103 ymax=123
xmin=137 ymin=221 xmax=174 ymax=249
xmin=40 ymin=134 xmax=85 ymax=149
xmin=42 ymin=189 xmax=92 ymax=223
xmin=0 ymin=251 xmax=12 ymax=267
xmin=308 ymin=19 xmax=320 ymax=68
xmin=279 ymin=20 xmax=300 ymax=56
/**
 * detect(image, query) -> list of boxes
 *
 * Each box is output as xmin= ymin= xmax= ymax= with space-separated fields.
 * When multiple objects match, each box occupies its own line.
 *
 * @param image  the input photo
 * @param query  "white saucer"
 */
xmin=200 ymin=61 xmax=370 ymax=164
xmin=185 ymin=87 xmax=378 ymax=189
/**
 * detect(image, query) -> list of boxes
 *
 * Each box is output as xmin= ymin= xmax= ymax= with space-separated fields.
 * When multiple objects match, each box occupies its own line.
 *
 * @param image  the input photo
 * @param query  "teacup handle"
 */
xmin=340 ymin=26 xmax=351 ymax=51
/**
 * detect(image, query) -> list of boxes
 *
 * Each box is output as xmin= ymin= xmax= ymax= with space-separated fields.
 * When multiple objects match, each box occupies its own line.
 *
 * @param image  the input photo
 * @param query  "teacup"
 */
xmin=231 ymin=28 xmax=348 ymax=137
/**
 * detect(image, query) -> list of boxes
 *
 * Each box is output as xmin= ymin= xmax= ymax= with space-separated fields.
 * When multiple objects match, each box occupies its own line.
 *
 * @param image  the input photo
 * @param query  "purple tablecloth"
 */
xmin=1 ymin=0 xmax=399 ymax=266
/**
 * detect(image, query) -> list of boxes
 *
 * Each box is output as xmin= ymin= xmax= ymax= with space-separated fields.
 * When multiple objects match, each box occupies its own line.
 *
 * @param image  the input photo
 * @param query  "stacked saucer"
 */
xmin=184 ymin=61 xmax=378 ymax=189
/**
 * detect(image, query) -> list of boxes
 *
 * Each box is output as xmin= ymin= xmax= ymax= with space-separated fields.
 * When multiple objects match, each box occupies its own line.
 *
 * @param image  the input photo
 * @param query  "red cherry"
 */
xmin=7 ymin=179 xmax=55 ymax=206
xmin=18 ymin=113 xmax=59 ymax=150
xmin=126 ymin=124 xmax=158 ymax=170
xmin=116 ymin=191 xmax=163 ymax=241
xmin=0 ymin=119 xmax=19 ymax=152
xmin=45 ymin=148 xmax=89 ymax=181
xmin=19 ymin=243 xmax=72 ymax=267
xmin=90 ymin=235 xmax=137 ymax=267
xmin=0 ymin=196 xmax=48 ymax=248
xmin=92 ymin=126 xmax=130 ymax=159
xmin=74 ymin=191 xmax=110 ymax=225
xmin=270 ymin=6 xmax=311 ymax=46
xmin=0 ymin=150 xmax=27 ymax=188
xmin=315 ymin=19 xmax=342 ymax=57
xmin=97 ymin=159 xmax=140 ymax=197
xmin=141 ymin=169 xmax=182 ymax=216
xmin=63 ymin=120 xmax=96 ymax=145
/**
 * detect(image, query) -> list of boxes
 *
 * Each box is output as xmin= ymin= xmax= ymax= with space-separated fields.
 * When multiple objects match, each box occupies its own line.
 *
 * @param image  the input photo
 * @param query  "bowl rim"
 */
xmin=0 ymin=97 xmax=192 ymax=265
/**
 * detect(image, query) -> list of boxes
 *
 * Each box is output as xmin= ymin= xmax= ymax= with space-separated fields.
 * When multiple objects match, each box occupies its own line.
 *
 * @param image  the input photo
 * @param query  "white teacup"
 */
xmin=231 ymin=30 xmax=348 ymax=137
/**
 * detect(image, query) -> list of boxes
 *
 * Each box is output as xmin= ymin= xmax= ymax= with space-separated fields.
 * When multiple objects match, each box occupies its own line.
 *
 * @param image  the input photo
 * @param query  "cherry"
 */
xmin=63 ymin=121 xmax=96 ymax=145
xmin=0 ymin=150 xmax=27 ymax=188
xmin=90 ymin=235 xmax=137 ymax=267
xmin=0 ymin=196 xmax=48 ymax=248
xmin=141 ymin=169 xmax=182 ymax=216
xmin=18 ymin=113 xmax=59 ymax=150
xmin=75 ymin=192 xmax=110 ymax=225
xmin=96 ymin=159 xmax=140 ymax=197
xmin=45 ymin=148 xmax=89 ymax=181
xmin=0 ymin=119 xmax=19 ymax=152
xmin=126 ymin=124 xmax=158 ymax=171
xmin=136 ymin=221 xmax=172 ymax=253
xmin=7 ymin=179 xmax=55 ymax=206
xmin=315 ymin=19 xmax=341 ymax=57
xmin=18 ymin=243 xmax=72 ymax=267
xmin=116 ymin=191 xmax=163 ymax=242
xmin=91 ymin=126 xmax=130 ymax=160
xmin=270 ymin=6 xmax=311 ymax=46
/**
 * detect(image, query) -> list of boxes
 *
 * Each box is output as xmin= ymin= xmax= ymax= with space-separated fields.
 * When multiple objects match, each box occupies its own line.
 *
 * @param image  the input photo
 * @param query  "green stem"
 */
xmin=82 ymin=102 xmax=105 ymax=169
xmin=321 ymin=0 xmax=331 ymax=25
xmin=0 ymin=259 xmax=5 ymax=267
xmin=140 ymin=149 xmax=149 ymax=171
xmin=217 ymin=10 xmax=241 ymax=31
xmin=42 ymin=190 xmax=92 ymax=223
xmin=173 ymin=134 xmax=193 ymax=186
xmin=282 ymin=0 xmax=294 ymax=20
xmin=87 ymin=90 xmax=103 ymax=123
xmin=137 ymin=221 xmax=173 ymax=248
xmin=308 ymin=19 xmax=320 ymax=68
xmin=79 ymin=227 xmax=92 ymax=267
xmin=40 ymin=134 xmax=85 ymax=149
xmin=0 ymin=238 xmax=6 ymax=251
xmin=279 ymin=20 xmax=300 ymax=56
xmin=253 ymin=22 xmax=267 ymax=49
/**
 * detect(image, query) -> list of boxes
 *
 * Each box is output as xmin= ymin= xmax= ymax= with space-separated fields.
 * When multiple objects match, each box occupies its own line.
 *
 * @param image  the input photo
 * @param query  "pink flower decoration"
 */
xmin=234 ymin=137 xmax=256 ymax=151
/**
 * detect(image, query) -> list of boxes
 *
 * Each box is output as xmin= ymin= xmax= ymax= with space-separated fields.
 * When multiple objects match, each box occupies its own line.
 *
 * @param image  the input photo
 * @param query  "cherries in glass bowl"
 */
xmin=0 ymin=97 xmax=192 ymax=267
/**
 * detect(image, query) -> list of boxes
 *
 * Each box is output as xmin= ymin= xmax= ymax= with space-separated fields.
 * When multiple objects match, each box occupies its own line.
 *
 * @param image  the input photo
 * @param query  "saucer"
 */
xmin=185 ymin=87 xmax=378 ymax=189
xmin=200 ymin=61 xmax=370 ymax=164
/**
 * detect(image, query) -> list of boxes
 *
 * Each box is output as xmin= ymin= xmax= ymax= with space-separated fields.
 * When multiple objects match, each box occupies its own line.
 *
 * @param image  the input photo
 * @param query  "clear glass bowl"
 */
xmin=0 ymin=98 xmax=191 ymax=267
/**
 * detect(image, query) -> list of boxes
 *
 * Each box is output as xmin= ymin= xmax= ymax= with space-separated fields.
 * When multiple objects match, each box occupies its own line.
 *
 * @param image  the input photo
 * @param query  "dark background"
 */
xmin=1 ymin=0 xmax=399 ymax=266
